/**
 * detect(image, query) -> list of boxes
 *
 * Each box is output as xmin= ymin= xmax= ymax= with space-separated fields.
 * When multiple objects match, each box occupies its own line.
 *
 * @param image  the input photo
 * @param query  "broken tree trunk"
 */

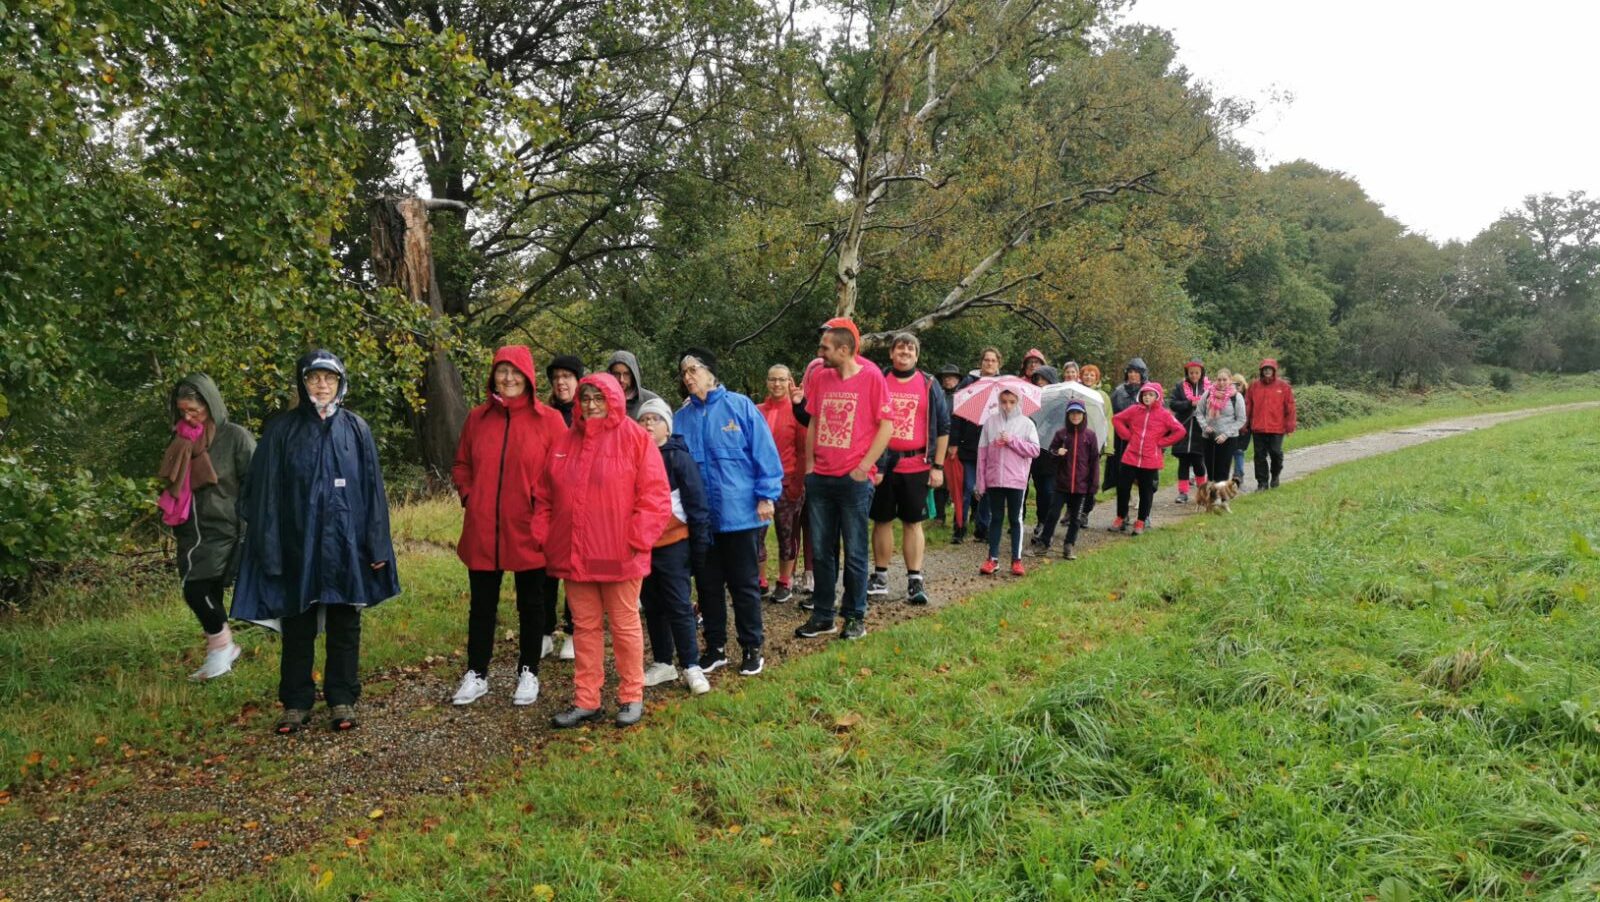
xmin=370 ymin=195 xmax=470 ymax=484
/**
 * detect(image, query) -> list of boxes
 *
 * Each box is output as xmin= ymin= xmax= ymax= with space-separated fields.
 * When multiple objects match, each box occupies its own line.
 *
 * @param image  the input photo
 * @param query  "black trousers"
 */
xmin=1253 ymin=433 xmax=1286 ymax=484
xmin=696 ymin=527 xmax=765 ymax=652
xmin=467 ymin=568 xmax=546 ymax=675
xmin=1175 ymin=452 xmax=1206 ymax=485
xmin=541 ymin=576 xmax=572 ymax=635
xmin=1204 ymin=438 xmax=1235 ymax=488
xmin=182 ymin=577 xmax=228 ymax=635
xmin=1116 ymin=466 xmax=1160 ymax=523
xmin=1039 ymin=491 xmax=1088 ymax=548
xmin=280 ymin=603 xmax=362 ymax=710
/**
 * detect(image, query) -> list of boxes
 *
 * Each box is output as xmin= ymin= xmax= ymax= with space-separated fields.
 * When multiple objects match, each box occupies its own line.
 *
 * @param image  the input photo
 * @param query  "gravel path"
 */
xmin=1 ymin=402 xmax=1591 ymax=901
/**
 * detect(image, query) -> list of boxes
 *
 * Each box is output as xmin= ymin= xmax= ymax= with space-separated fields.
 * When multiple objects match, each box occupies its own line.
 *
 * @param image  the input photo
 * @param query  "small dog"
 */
xmin=1196 ymin=479 xmax=1239 ymax=514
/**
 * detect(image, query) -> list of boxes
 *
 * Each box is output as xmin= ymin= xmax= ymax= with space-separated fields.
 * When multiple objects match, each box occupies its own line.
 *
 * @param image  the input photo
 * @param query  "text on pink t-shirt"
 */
xmin=805 ymin=364 xmax=893 ymax=477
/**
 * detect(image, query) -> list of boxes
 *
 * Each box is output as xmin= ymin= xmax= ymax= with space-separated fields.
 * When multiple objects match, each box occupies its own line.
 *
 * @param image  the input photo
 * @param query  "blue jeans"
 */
xmin=959 ymin=459 xmax=991 ymax=532
xmin=805 ymin=473 xmax=874 ymax=622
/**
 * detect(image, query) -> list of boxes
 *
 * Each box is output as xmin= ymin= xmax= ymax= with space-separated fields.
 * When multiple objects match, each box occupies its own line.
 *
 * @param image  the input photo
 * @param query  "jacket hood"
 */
xmin=1031 ymin=365 xmax=1060 ymax=386
xmin=488 ymin=345 xmax=540 ymax=402
xmin=606 ymin=350 xmax=647 ymax=397
xmin=1124 ymin=357 xmax=1149 ymax=381
xmin=1259 ymin=358 xmax=1279 ymax=379
xmin=1136 ymin=381 xmax=1165 ymax=404
xmin=575 ymin=372 xmax=627 ymax=430
xmin=660 ymin=434 xmax=689 ymax=454
xmin=295 ymin=349 xmax=348 ymax=409
xmin=170 ymin=373 xmax=229 ymax=426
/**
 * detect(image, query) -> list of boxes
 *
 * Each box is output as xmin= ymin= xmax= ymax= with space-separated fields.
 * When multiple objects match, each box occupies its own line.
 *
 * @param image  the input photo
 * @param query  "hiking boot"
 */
xmin=1131 ymin=520 xmax=1146 ymax=537
xmin=1063 ymin=544 xmax=1077 ymax=561
xmin=1108 ymin=517 xmax=1126 ymax=532
xmin=1175 ymin=492 xmax=1189 ymax=504
xmin=643 ymin=661 xmax=678 ymax=688
xmin=951 ymin=529 xmax=965 ymax=545
xmin=979 ymin=558 xmax=999 ymax=576
xmin=1029 ymin=539 xmax=1050 ymax=556
xmin=738 ymin=649 xmax=764 ymax=676
xmin=558 ymin=633 xmax=576 ymax=660
xmin=1269 ymin=476 xmax=1280 ymax=489
xmin=190 ymin=642 xmax=242 ymax=681
xmin=1079 ymin=511 xmax=1090 ymax=529
xmin=840 ymin=618 xmax=867 ymax=641
xmin=551 ymin=706 xmax=604 ymax=729
xmin=1010 ymin=559 xmax=1026 ymax=577
xmin=328 ymin=704 xmax=358 ymax=732
xmin=274 ymin=709 xmax=312 ymax=735
xmin=451 ymin=670 xmax=488 ymax=706
xmin=683 ymin=666 xmax=711 ymax=696
xmin=867 ymin=571 xmax=890 ymax=597
xmin=906 ymin=575 xmax=929 ymax=606
xmin=770 ymin=583 xmax=794 ymax=605
xmin=701 ymin=646 xmax=729 ymax=673
xmin=615 ymin=701 xmax=644 ymax=728
xmin=795 ymin=616 xmax=838 ymax=638
xmin=512 ymin=667 xmax=541 ymax=706
xmin=1256 ymin=481 xmax=1268 ymax=492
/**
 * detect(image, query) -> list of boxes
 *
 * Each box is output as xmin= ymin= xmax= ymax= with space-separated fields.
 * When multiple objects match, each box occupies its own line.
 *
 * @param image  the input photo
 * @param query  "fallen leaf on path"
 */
xmin=24 ymin=751 xmax=42 ymax=766
xmin=532 ymin=885 xmax=555 ymax=901
xmin=315 ymin=869 xmax=334 ymax=890
xmin=367 ymin=808 xmax=385 ymax=820
xmin=191 ymin=840 xmax=212 ymax=850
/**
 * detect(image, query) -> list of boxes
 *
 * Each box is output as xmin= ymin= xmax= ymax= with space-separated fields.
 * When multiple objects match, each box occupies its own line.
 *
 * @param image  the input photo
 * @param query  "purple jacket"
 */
xmin=1049 ymin=424 xmax=1101 ymax=495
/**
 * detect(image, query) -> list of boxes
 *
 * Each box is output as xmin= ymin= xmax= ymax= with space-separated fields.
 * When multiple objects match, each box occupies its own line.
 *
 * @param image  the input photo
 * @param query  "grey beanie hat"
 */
xmin=637 ymin=397 xmax=674 ymax=430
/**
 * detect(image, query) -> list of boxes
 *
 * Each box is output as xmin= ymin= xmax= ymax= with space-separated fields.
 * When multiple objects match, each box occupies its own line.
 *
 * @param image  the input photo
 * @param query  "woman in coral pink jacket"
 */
xmin=1110 ymin=382 xmax=1186 ymax=536
xmin=533 ymin=373 xmax=672 ymax=728
xmin=975 ymin=389 xmax=1040 ymax=576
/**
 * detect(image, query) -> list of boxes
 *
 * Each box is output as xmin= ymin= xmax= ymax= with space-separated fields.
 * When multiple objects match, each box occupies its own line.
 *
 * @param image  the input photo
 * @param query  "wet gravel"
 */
xmin=3 ymin=403 xmax=1591 ymax=900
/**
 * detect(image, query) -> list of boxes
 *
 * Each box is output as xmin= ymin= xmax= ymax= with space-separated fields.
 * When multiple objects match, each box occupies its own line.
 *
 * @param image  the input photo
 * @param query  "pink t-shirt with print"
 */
xmin=885 ymin=370 xmax=930 ymax=474
xmin=805 ymin=364 xmax=893 ymax=477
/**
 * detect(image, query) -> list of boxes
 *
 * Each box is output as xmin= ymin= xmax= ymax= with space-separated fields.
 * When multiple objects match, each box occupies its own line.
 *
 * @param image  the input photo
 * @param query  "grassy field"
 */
xmin=0 ymin=384 xmax=1594 ymax=816
xmin=159 ymin=401 xmax=1600 ymax=899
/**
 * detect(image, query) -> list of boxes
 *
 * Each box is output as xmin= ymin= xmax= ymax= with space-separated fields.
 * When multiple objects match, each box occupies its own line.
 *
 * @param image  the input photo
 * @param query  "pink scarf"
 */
xmin=1205 ymin=382 xmax=1234 ymax=417
xmin=158 ymin=419 xmax=212 ymax=526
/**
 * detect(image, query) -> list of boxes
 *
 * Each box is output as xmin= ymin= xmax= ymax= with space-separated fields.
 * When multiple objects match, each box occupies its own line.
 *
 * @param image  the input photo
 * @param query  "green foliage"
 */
xmin=1290 ymin=384 xmax=1383 ymax=430
xmin=0 ymin=456 xmax=146 ymax=600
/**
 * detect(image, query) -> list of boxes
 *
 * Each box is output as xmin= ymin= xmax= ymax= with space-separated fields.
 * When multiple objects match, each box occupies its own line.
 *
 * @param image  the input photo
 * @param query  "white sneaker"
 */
xmin=451 ymin=670 xmax=488 ymax=705
xmin=643 ymin=662 xmax=678 ymax=688
xmin=512 ymin=667 xmax=540 ymax=706
xmin=540 ymin=634 xmax=554 ymax=659
xmin=189 ymin=643 xmax=241 ymax=681
xmin=684 ymin=666 xmax=711 ymax=696
xmin=558 ymin=634 xmax=576 ymax=660
xmin=800 ymin=572 xmax=816 ymax=594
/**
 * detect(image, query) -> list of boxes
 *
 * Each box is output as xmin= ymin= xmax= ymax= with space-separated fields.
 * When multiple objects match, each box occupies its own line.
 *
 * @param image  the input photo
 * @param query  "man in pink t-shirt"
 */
xmin=794 ymin=324 xmax=894 ymax=642
xmin=868 ymin=333 xmax=950 ymax=606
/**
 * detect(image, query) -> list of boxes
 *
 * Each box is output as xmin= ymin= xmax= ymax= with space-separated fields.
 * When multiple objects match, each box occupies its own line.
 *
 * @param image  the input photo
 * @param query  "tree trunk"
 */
xmin=371 ymin=196 xmax=469 ymax=483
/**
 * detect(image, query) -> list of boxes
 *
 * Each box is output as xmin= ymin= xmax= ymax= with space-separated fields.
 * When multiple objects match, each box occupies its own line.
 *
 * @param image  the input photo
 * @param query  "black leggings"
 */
xmin=1204 ymin=438 xmax=1235 ymax=488
xmin=1116 ymin=466 xmax=1160 ymax=523
xmin=1039 ymin=492 xmax=1088 ymax=548
xmin=541 ymin=576 xmax=572 ymax=635
xmin=468 ymin=569 xmax=547 ymax=674
xmin=182 ymin=577 xmax=228 ymax=635
xmin=1176 ymin=453 xmax=1206 ymax=485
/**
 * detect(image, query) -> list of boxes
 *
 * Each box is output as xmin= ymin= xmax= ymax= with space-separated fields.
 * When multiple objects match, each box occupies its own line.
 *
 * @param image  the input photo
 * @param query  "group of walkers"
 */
xmin=155 ymin=327 xmax=1294 ymax=732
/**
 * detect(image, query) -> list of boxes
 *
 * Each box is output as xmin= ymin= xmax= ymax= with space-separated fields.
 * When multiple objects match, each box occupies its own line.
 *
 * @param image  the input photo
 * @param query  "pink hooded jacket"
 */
xmin=1112 ymin=382 xmax=1187 ymax=470
xmin=532 ymin=373 xmax=672 ymax=582
xmin=976 ymin=406 xmax=1040 ymax=492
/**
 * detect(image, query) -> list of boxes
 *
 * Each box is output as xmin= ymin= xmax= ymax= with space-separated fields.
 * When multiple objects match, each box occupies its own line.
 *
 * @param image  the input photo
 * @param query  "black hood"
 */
xmin=295 ymin=349 xmax=348 ymax=410
xmin=1123 ymin=357 xmax=1148 ymax=382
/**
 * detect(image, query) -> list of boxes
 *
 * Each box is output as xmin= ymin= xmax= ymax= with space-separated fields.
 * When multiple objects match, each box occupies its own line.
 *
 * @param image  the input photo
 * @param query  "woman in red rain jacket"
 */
xmin=534 ymin=373 xmax=672 ymax=728
xmin=449 ymin=346 xmax=569 ymax=709
xmin=1110 ymin=382 xmax=1186 ymax=536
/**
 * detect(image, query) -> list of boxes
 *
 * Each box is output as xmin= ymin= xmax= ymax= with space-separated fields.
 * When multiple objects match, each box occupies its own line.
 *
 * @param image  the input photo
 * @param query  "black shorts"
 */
xmin=870 ymin=468 xmax=932 ymax=524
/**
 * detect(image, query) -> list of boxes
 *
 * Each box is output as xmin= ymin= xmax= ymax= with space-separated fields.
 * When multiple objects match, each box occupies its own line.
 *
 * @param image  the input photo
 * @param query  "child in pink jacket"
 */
xmin=976 ymin=389 xmax=1040 ymax=575
xmin=1110 ymin=382 xmax=1186 ymax=536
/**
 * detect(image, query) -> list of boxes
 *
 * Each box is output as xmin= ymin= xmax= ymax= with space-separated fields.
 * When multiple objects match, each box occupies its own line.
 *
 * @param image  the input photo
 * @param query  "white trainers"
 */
xmin=540 ymin=634 xmax=554 ymax=659
xmin=683 ymin=666 xmax=711 ymax=696
xmin=189 ymin=643 xmax=241 ymax=681
xmin=451 ymin=670 xmax=488 ymax=706
xmin=558 ymin=634 xmax=576 ymax=660
xmin=643 ymin=662 xmax=678 ymax=688
xmin=512 ymin=667 xmax=540 ymax=706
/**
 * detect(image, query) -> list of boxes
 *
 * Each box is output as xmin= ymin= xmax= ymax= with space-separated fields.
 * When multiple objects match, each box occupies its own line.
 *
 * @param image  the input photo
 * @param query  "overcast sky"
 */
xmin=1124 ymin=0 xmax=1596 ymax=243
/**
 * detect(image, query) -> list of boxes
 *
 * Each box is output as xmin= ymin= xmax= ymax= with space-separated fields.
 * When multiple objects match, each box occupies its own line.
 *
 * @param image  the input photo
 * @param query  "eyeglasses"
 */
xmin=304 ymin=371 xmax=339 ymax=385
xmin=579 ymin=396 xmax=608 ymax=407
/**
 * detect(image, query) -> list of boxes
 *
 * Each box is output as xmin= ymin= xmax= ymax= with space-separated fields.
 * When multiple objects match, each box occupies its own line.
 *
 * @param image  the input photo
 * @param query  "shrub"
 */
xmin=0 ymin=456 xmax=147 ymax=602
xmin=1490 ymin=370 xmax=1515 ymax=392
xmin=1292 ymin=384 xmax=1385 ymax=429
